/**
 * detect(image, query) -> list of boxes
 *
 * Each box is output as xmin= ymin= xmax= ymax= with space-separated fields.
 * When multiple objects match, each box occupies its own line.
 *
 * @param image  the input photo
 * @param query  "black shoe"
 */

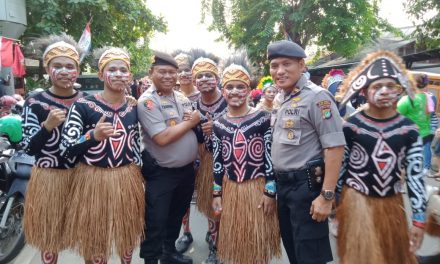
xmin=417 ymin=254 xmax=440 ymax=264
xmin=205 ymin=231 xmax=211 ymax=244
xmin=160 ymin=250 xmax=193 ymax=264
xmin=202 ymin=247 xmax=222 ymax=264
xmin=175 ymin=232 xmax=193 ymax=253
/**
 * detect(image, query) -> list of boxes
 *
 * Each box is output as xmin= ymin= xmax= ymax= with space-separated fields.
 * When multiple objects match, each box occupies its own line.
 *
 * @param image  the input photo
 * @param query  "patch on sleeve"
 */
xmin=168 ymin=119 xmax=177 ymax=127
xmin=144 ymin=99 xmax=154 ymax=110
xmin=316 ymin=100 xmax=332 ymax=119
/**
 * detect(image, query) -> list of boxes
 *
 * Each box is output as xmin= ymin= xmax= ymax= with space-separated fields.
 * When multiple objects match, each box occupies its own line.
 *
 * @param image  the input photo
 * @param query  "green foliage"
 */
xmin=405 ymin=0 xmax=440 ymax=48
xmin=202 ymin=0 xmax=392 ymax=67
xmin=126 ymin=42 xmax=152 ymax=78
xmin=24 ymin=0 xmax=166 ymax=76
xmin=24 ymin=77 xmax=50 ymax=91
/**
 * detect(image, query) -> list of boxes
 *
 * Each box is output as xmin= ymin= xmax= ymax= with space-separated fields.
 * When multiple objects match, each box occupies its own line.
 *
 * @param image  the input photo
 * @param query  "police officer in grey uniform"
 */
xmin=138 ymin=51 xmax=200 ymax=264
xmin=268 ymin=40 xmax=346 ymax=264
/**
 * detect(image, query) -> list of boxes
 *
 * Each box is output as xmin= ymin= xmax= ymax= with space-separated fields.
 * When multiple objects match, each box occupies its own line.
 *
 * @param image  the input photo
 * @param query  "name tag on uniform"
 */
xmin=284 ymin=108 xmax=300 ymax=116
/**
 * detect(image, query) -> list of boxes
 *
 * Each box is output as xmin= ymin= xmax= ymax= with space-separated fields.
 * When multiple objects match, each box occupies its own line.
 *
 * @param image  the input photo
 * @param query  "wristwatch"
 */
xmin=320 ymin=190 xmax=335 ymax=201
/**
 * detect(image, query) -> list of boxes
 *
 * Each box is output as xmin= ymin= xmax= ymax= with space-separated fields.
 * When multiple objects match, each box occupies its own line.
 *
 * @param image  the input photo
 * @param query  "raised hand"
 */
xmin=43 ymin=108 xmax=66 ymax=131
xmin=201 ymin=113 xmax=213 ymax=136
xmin=188 ymin=110 xmax=201 ymax=127
xmin=93 ymin=115 xmax=116 ymax=141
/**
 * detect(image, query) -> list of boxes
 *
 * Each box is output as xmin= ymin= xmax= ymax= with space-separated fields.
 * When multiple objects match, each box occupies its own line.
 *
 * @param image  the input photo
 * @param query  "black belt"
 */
xmin=156 ymin=162 xmax=194 ymax=172
xmin=275 ymin=168 xmax=309 ymax=184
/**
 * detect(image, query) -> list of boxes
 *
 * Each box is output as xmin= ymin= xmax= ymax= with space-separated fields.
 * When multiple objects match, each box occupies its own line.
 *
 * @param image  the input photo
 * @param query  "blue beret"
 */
xmin=267 ymin=40 xmax=306 ymax=61
xmin=152 ymin=51 xmax=178 ymax=69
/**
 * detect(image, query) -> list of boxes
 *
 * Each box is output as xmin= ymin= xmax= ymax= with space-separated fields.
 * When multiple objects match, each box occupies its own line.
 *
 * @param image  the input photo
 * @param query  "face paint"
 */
xmin=50 ymin=67 xmax=78 ymax=89
xmin=178 ymin=70 xmax=192 ymax=78
xmin=178 ymin=70 xmax=192 ymax=83
xmin=104 ymin=70 xmax=130 ymax=92
xmin=195 ymin=74 xmax=217 ymax=92
xmin=223 ymin=81 xmax=249 ymax=107
xmin=368 ymin=85 xmax=402 ymax=108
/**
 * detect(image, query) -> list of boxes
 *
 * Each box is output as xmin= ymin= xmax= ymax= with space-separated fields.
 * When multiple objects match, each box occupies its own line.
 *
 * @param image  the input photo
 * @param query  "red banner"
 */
xmin=12 ymin=44 xmax=26 ymax=77
xmin=1 ymin=37 xmax=14 ymax=67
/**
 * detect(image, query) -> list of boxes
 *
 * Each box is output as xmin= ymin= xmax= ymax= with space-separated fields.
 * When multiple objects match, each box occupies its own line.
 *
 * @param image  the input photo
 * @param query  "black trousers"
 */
xmin=139 ymin=160 xmax=195 ymax=260
xmin=277 ymin=172 xmax=333 ymax=264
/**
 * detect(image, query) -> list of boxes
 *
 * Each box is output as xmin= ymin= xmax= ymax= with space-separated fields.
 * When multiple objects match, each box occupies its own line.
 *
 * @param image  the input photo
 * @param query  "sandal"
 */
xmin=429 ymin=172 xmax=440 ymax=181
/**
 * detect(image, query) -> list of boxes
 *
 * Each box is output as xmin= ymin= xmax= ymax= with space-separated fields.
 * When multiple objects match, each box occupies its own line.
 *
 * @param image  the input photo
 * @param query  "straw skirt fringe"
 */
xmin=64 ymin=163 xmax=144 ymax=260
xmin=195 ymin=144 xmax=215 ymax=218
xmin=217 ymin=177 xmax=281 ymax=264
xmin=24 ymin=167 xmax=73 ymax=253
xmin=337 ymin=187 xmax=417 ymax=264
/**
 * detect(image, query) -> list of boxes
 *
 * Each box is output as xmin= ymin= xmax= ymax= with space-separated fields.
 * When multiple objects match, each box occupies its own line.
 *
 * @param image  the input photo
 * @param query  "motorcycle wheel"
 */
xmin=0 ymin=196 xmax=25 ymax=264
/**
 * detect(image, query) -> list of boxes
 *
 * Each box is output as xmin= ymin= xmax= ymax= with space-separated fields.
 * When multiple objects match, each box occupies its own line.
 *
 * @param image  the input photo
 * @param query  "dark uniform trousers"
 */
xmin=276 ymin=170 xmax=333 ymax=264
xmin=139 ymin=152 xmax=195 ymax=261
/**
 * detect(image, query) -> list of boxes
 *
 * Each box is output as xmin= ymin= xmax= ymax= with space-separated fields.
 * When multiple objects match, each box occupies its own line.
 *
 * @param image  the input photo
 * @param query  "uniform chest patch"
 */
xmin=317 ymin=100 xmax=332 ymax=119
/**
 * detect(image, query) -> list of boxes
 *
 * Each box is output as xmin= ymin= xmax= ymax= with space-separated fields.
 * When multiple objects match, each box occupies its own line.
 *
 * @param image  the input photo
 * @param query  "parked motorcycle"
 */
xmin=0 ymin=134 xmax=34 ymax=263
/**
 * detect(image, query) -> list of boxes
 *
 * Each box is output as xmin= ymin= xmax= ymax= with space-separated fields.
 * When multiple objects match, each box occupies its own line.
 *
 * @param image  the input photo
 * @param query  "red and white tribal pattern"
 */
xmin=212 ymin=110 xmax=274 ymax=186
xmin=60 ymin=94 xmax=141 ymax=168
xmin=339 ymin=111 xmax=426 ymax=218
xmin=22 ymin=90 xmax=86 ymax=169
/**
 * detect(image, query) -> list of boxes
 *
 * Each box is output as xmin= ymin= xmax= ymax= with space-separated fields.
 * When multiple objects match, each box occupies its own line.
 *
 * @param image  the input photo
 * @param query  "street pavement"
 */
xmin=9 ymin=179 xmax=440 ymax=264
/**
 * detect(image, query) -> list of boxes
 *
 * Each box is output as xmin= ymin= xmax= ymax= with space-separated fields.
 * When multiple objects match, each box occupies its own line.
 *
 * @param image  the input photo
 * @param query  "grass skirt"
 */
xmin=426 ymin=189 xmax=440 ymax=236
xmin=64 ymin=163 xmax=144 ymax=260
xmin=217 ymin=177 xmax=281 ymax=264
xmin=24 ymin=167 xmax=73 ymax=253
xmin=195 ymin=144 xmax=216 ymax=218
xmin=337 ymin=187 xmax=417 ymax=264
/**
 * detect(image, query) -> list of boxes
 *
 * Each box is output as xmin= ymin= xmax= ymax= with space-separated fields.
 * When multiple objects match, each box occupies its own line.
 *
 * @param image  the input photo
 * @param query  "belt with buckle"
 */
xmin=275 ymin=169 xmax=309 ymax=184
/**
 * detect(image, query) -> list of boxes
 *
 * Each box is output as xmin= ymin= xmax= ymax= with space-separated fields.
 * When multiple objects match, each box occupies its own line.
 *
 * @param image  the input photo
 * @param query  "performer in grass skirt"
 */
xmin=175 ymin=49 xmax=227 ymax=264
xmin=60 ymin=47 xmax=144 ymax=264
xmin=336 ymin=50 xmax=426 ymax=264
xmin=22 ymin=34 xmax=86 ymax=264
xmin=211 ymin=58 xmax=281 ymax=264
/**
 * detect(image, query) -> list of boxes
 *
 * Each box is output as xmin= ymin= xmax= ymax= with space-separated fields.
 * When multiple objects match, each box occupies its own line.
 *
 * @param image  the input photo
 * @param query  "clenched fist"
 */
xmin=43 ymin=109 xmax=66 ymax=132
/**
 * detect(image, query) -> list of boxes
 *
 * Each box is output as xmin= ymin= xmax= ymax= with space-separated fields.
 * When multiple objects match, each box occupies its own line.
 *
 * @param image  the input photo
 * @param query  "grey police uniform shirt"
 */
xmin=137 ymin=85 xmax=198 ymax=168
xmin=272 ymin=74 xmax=346 ymax=172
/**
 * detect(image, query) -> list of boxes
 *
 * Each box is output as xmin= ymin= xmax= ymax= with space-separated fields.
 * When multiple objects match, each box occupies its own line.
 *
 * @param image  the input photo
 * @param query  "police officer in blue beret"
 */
xmin=268 ymin=40 xmax=346 ymax=264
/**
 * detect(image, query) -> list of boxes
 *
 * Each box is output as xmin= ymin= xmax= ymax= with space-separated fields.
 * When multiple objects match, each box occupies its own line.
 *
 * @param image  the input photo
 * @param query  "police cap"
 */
xmin=267 ymin=40 xmax=307 ymax=61
xmin=151 ymin=51 xmax=178 ymax=69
